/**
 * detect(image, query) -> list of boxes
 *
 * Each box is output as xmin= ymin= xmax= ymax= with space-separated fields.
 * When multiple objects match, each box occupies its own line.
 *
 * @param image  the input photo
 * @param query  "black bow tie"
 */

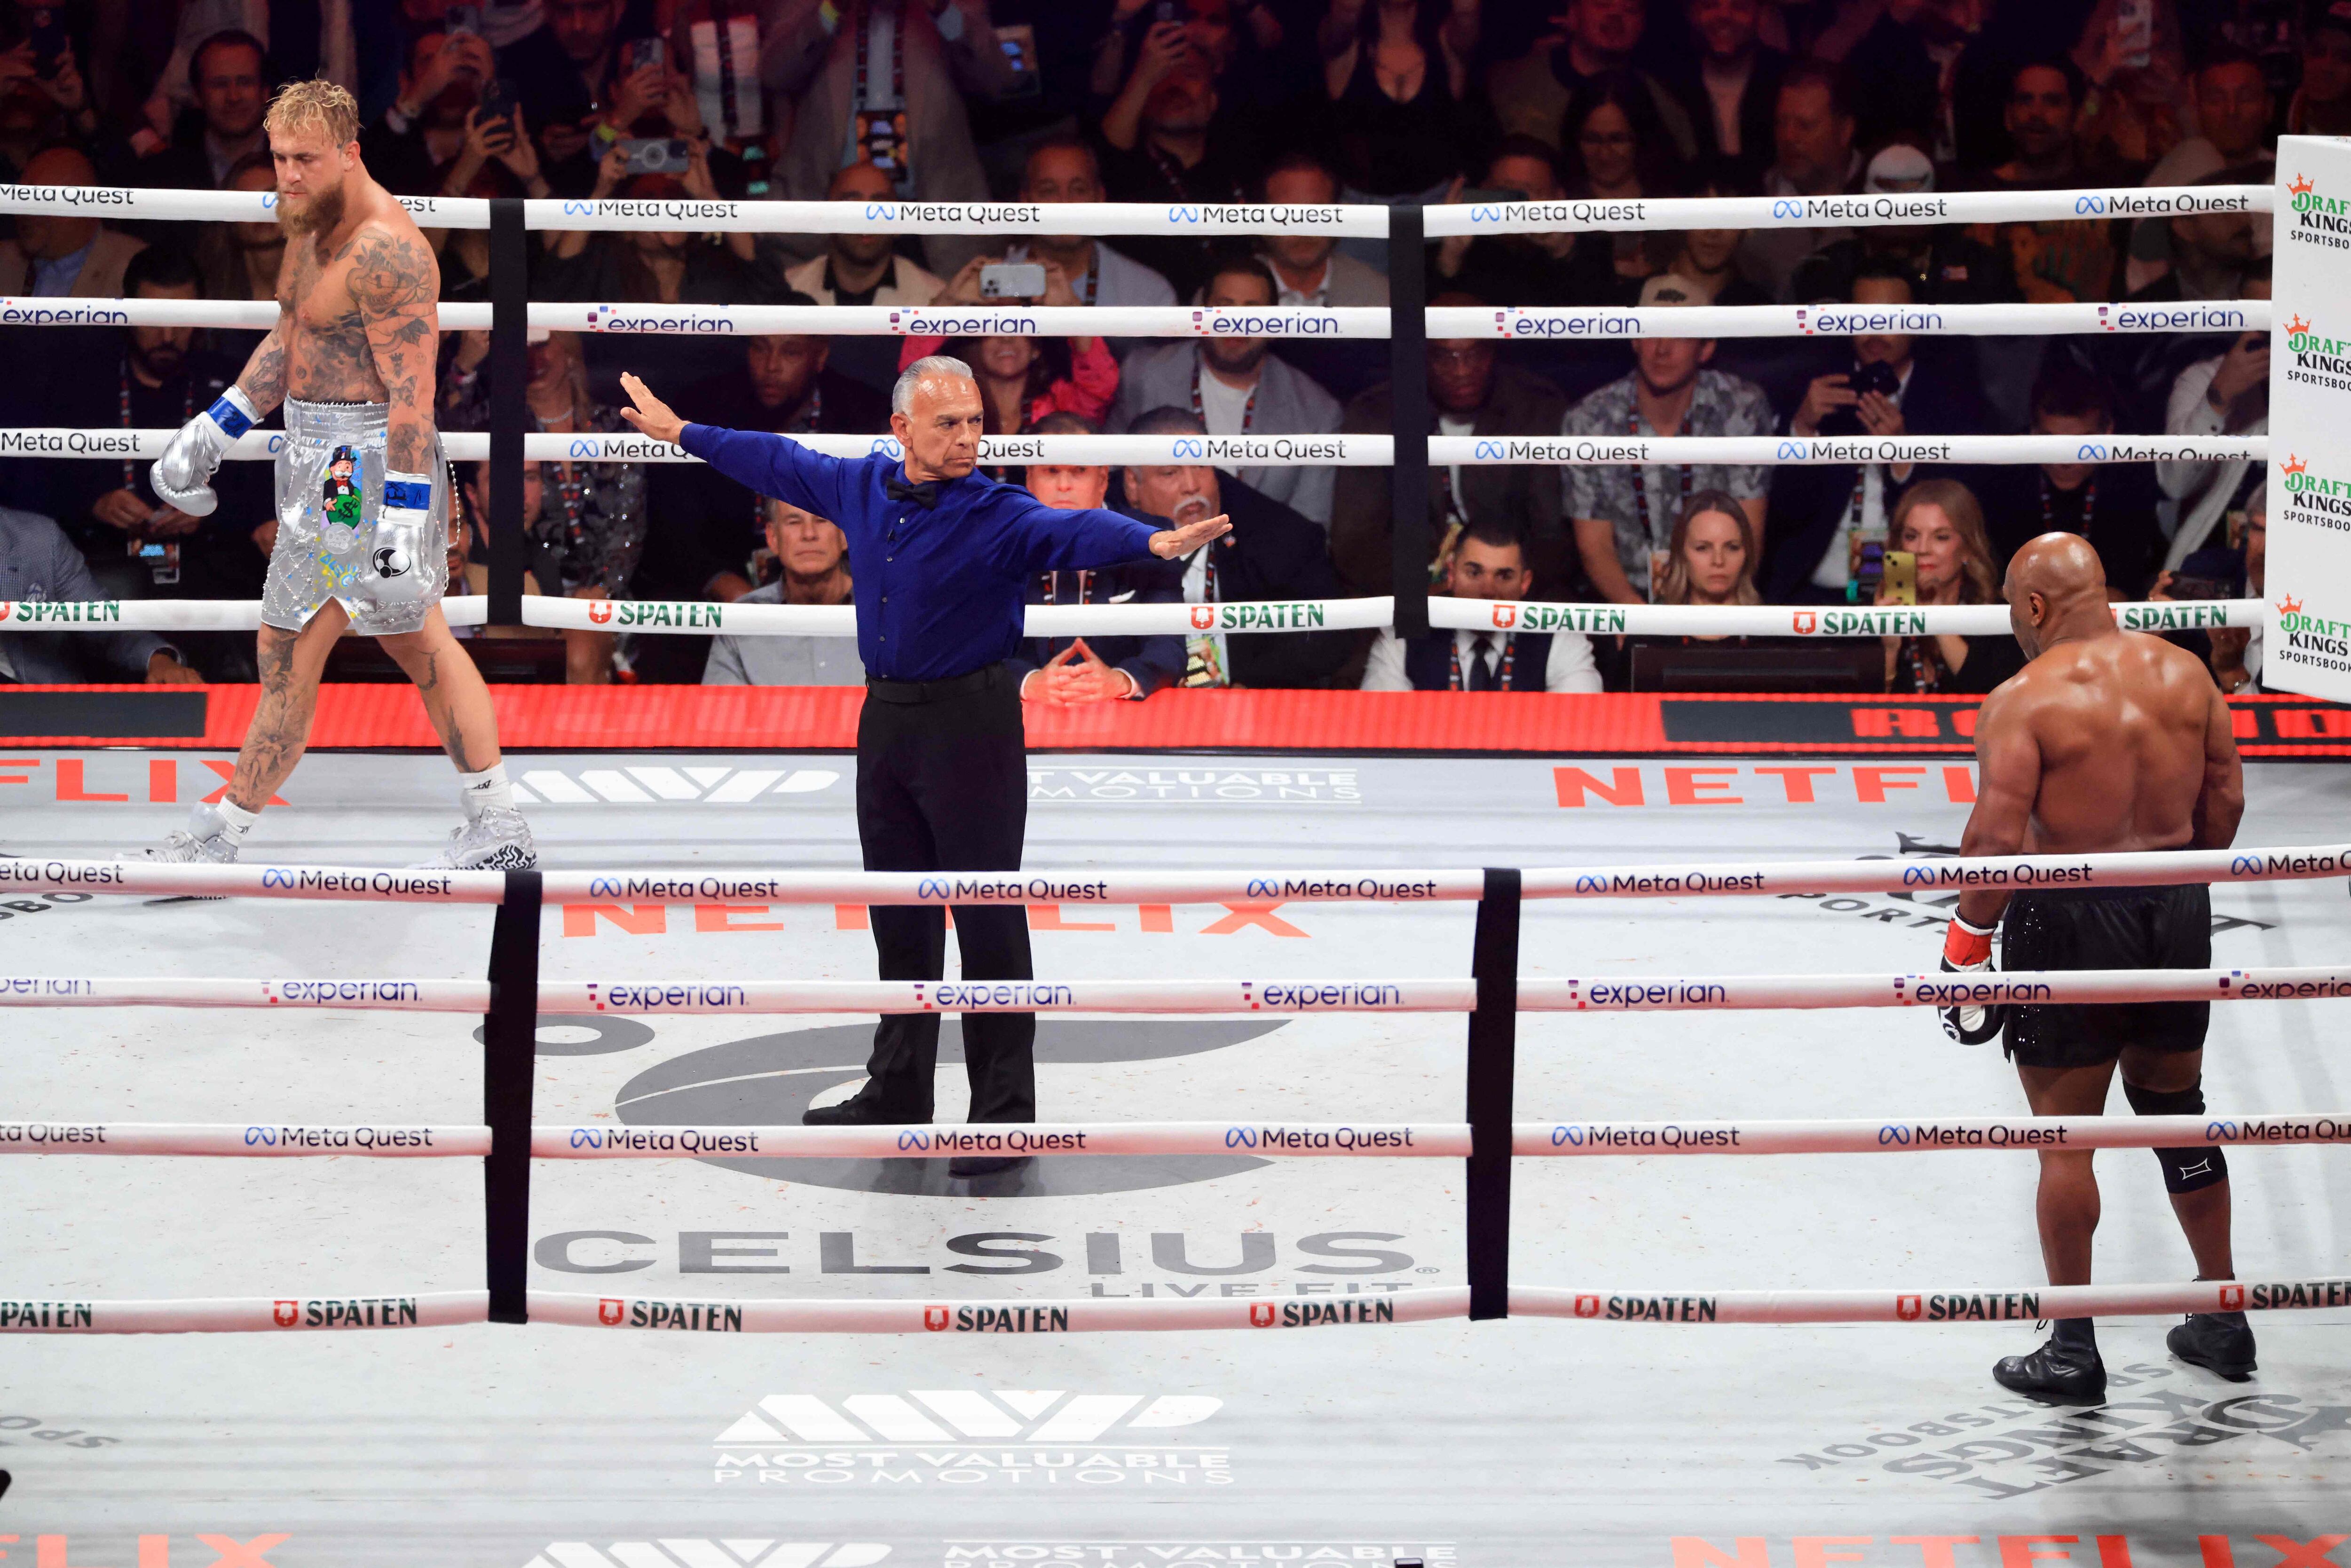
xmin=885 ymin=474 xmax=942 ymax=509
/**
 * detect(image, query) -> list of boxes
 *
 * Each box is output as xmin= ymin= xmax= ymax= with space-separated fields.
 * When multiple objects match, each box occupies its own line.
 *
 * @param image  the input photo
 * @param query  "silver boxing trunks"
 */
xmin=261 ymin=397 xmax=449 ymax=637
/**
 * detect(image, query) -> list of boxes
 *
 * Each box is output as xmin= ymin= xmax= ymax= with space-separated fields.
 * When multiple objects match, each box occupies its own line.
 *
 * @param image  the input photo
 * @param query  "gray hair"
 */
xmin=892 ymin=354 xmax=977 ymax=416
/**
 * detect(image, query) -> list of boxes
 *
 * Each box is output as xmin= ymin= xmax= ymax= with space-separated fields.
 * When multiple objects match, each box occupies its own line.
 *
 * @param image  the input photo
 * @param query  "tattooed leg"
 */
xmin=380 ymin=607 xmax=502 ymax=774
xmin=229 ymin=601 xmax=347 ymax=812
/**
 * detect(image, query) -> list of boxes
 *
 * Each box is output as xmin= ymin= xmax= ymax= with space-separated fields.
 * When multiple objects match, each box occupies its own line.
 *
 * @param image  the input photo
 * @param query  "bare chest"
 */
xmin=279 ymin=241 xmax=384 ymax=402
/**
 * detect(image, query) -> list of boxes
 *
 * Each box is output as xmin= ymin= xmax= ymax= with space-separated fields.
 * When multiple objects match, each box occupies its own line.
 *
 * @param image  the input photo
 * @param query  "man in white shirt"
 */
xmin=1361 ymin=520 xmax=1601 ymax=693
xmin=702 ymin=500 xmax=865 ymax=686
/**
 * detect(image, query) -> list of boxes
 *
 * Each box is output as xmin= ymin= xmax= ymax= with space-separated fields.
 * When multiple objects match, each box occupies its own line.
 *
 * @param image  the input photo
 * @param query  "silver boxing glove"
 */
xmin=150 ymin=387 xmax=260 ymax=518
xmin=365 ymin=470 xmax=435 ymax=608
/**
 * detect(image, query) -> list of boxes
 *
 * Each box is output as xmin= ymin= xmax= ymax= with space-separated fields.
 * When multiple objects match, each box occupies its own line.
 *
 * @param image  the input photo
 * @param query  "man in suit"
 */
xmin=1111 ymin=256 xmax=1343 ymax=527
xmin=0 ymin=145 xmax=146 ymax=297
xmin=762 ymin=0 xmax=1012 ymax=278
xmin=637 ymin=316 xmax=890 ymax=680
xmin=1121 ymin=407 xmax=1355 ymax=691
xmin=1665 ymin=0 xmax=1789 ymax=187
xmin=1763 ymin=260 xmax=1988 ymax=600
xmin=134 ymin=30 xmax=270 ymax=191
xmin=0 ymin=504 xmax=201 ymax=685
xmin=1740 ymin=62 xmax=1861 ymax=303
xmin=1360 ymin=519 xmax=1602 ymax=693
xmin=1009 ymin=415 xmax=1184 ymax=704
xmin=1332 ymin=294 xmax=1570 ymax=596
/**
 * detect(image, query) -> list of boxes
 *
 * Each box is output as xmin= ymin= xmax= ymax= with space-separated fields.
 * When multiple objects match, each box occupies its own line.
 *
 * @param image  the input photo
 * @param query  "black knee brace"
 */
xmin=2123 ymin=1078 xmax=2229 ymax=1193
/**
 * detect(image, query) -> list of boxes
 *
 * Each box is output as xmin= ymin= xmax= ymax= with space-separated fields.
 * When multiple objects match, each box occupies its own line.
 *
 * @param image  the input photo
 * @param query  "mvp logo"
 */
xmin=524 ymin=1545 xmax=888 ymax=1568
xmin=713 ymin=1391 xmax=1229 ymax=1488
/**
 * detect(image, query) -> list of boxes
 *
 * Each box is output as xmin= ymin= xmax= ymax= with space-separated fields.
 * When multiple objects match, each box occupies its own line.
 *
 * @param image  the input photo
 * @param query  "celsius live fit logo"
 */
xmin=523 ymin=1546 xmax=888 ymax=1568
xmin=713 ymin=1389 xmax=1230 ymax=1487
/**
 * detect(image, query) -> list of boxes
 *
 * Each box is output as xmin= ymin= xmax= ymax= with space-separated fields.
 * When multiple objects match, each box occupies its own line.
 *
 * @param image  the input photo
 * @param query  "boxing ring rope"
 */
xmin=2 ymin=966 xmax=2345 ymax=1014
xmin=4 ymin=177 xmax=2332 ymax=1333
xmin=12 ymin=1113 xmax=2351 ymax=1160
xmin=7 ymin=839 xmax=2343 ymax=903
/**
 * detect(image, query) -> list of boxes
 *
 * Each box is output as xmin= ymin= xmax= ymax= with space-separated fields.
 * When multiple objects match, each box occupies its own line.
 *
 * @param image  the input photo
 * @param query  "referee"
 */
xmin=620 ymin=360 xmax=1228 ymax=1177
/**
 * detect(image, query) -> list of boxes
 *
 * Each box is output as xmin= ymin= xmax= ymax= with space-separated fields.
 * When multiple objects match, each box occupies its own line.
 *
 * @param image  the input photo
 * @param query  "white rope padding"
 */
xmin=0 ymin=1292 xmax=489 ymax=1333
xmin=1420 ymin=184 xmax=2271 ymax=237
xmin=0 ymin=1123 xmax=492 ymax=1156
xmin=532 ymin=1288 xmax=1467 ymax=1333
xmin=534 ymin=978 xmax=1479 ymax=1013
xmin=18 ymin=967 xmax=2328 ymax=1014
xmin=1510 ymin=1278 xmax=2351 ymax=1324
xmin=1431 ymin=595 xmax=2265 ymax=638
xmin=0 ymin=186 xmax=491 ymax=228
xmin=0 ymin=182 xmax=2264 ymax=238
xmin=9 ymin=843 xmax=2338 ymax=906
xmin=1434 ymin=300 xmax=2267 ymax=340
xmin=522 ymin=197 xmax=1396 ymax=237
xmin=1523 ymin=1112 xmax=2351 ymax=1156
xmin=2 ymin=591 xmax=2259 ymax=637
xmin=0 ymin=978 xmax=489 ymax=1010
xmin=1517 ymin=966 xmax=2351 ymax=1012
xmin=538 ymin=1121 xmax=1467 ymax=1158
xmin=0 ymin=297 xmax=2264 ymax=341
xmin=1428 ymin=433 xmax=2268 ymax=465
xmin=2 ymin=427 xmax=2266 ymax=471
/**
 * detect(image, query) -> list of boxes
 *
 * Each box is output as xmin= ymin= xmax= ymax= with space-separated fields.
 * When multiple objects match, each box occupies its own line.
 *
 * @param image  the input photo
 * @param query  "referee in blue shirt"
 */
xmin=621 ymin=360 xmax=1228 ymax=1175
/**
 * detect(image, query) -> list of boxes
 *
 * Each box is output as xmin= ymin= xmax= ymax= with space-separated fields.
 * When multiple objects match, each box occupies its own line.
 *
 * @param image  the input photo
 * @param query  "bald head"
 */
xmin=16 ymin=146 xmax=103 ymax=261
xmin=2004 ymin=532 xmax=2111 ymax=657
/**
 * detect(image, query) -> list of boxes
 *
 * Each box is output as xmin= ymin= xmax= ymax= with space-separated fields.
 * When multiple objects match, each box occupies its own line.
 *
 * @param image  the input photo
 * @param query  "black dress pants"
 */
xmin=853 ymin=660 xmax=1035 ymax=1122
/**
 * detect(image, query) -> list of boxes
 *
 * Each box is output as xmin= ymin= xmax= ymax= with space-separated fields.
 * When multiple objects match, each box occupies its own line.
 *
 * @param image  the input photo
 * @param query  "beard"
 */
xmin=277 ymin=180 xmax=347 ymax=237
xmin=1200 ymin=337 xmax=1268 ymax=378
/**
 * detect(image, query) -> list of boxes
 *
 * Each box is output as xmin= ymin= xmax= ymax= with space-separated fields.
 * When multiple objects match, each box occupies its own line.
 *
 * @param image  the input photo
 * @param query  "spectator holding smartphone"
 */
xmin=2159 ymin=305 xmax=2268 ymax=578
xmin=366 ymin=25 xmax=495 ymax=193
xmin=2151 ymin=481 xmax=2266 ymax=693
xmin=1877 ymin=479 xmax=2020 ymax=695
xmin=896 ymin=257 xmax=1119 ymax=439
xmin=496 ymin=0 xmax=657 ymax=177
xmin=0 ymin=12 xmax=97 ymax=167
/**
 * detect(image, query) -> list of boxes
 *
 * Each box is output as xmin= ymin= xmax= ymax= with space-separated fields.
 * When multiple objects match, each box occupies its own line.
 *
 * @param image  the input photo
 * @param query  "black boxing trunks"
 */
xmin=2000 ymin=881 xmax=2212 ymax=1069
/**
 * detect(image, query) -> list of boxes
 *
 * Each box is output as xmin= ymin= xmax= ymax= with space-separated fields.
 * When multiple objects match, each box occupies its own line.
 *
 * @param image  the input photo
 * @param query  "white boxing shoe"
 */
xmin=418 ymin=806 xmax=538 ymax=870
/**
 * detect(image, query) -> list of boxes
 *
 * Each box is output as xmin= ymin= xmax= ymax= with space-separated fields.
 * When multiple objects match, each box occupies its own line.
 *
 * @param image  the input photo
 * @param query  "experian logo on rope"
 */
xmin=0 ymin=301 xmax=131 ymax=326
xmin=584 ymin=304 xmax=737 ymax=335
xmin=1189 ymin=308 xmax=1343 ymax=337
xmin=712 ymin=1389 xmax=1230 ymax=1488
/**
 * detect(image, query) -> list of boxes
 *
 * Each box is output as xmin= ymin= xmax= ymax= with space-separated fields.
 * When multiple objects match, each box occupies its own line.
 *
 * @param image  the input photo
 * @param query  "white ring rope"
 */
xmin=4 ymin=966 xmax=2343 ymax=1013
xmin=10 ymin=843 xmax=2340 ymax=906
xmin=8 ymin=1115 xmax=2347 ymax=1159
xmin=0 ymin=589 xmax=2266 ymax=638
xmin=0 ymin=1292 xmax=489 ymax=1333
xmin=0 ymin=184 xmax=2269 ymax=236
xmin=0 ymin=1123 xmax=492 ymax=1156
xmin=1509 ymin=1278 xmax=2351 ymax=1324
xmin=0 ymin=427 xmax=2271 ymax=470
xmin=10 ymin=1277 xmax=2343 ymax=1334
xmin=0 ymin=296 xmax=2268 ymax=341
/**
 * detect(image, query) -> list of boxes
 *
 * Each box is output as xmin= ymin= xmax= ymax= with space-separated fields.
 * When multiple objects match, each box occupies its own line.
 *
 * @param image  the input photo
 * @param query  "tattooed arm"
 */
xmin=353 ymin=222 xmax=442 ymax=473
xmin=233 ymin=323 xmax=291 ymax=417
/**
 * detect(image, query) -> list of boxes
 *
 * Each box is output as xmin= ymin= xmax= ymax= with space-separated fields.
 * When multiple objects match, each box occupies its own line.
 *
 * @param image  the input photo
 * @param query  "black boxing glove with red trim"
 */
xmin=1939 ymin=914 xmax=2005 ymax=1045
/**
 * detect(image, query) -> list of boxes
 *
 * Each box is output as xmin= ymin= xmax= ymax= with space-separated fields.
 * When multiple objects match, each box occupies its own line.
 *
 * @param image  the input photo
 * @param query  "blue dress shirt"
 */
xmin=680 ymin=424 xmax=1163 ymax=681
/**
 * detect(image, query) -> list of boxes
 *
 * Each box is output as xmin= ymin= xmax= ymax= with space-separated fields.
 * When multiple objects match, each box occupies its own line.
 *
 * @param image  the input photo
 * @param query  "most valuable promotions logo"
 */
xmin=712 ymin=1389 xmax=1231 ymax=1488
xmin=522 ymin=1545 xmax=888 ymax=1568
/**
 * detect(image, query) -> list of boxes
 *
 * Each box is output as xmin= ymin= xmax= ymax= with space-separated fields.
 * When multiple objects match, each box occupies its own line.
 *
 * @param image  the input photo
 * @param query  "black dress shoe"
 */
xmin=1994 ymin=1335 xmax=2108 ymax=1405
xmin=2169 ymin=1312 xmax=2257 ymax=1380
xmin=802 ymin=1095 xmax=924 ymax=1127
xmin=949 ymin=1154 xmax=1032 ymax=1178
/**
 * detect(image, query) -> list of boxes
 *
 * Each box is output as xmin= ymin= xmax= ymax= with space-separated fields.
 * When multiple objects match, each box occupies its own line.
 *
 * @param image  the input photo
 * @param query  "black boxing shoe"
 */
xmin=2169 ymin=1312 xmax=2257 ymax=1381
xmin=949 ymin=1155 xmax=1032 ymax=1179
xmin=1994 ymin=1326 xmax=2107 ymax=1406
xmin=802 ymin=1093 xmax=927 ymax=1127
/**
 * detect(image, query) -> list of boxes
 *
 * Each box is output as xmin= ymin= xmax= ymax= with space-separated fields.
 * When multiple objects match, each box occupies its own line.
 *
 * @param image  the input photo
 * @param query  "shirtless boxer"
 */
xmin=135 ymin=79 xmax=535 ymax=869
xmin=1942 ymin=534 xmax=2247 ymax=1404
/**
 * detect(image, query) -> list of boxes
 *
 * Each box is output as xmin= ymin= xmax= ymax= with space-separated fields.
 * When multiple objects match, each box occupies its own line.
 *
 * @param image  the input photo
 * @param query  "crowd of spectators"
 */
xmin=0 ymin=0 xmax=2298 ymax=696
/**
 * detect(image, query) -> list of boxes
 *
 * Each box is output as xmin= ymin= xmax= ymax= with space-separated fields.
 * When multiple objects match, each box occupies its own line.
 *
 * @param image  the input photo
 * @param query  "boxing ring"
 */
xmin=1 ymin=178 xmax=2347 ymax=1562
